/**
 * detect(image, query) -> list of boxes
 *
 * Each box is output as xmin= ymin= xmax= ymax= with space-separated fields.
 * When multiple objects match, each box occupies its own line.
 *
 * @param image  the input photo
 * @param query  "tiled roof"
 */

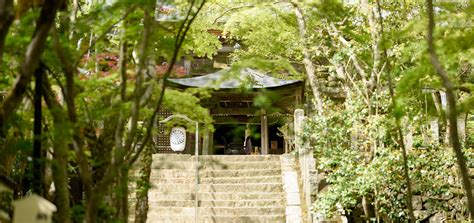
xmin=168 ymin=68 xmax=300 ymax=89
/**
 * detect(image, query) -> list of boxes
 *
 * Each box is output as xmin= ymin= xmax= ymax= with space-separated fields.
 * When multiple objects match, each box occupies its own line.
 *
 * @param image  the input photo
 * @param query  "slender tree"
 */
xmin=426 ymin=0 xmax=474 ymax=218
xmin=373 ymin=0 xmax=415 ymax=221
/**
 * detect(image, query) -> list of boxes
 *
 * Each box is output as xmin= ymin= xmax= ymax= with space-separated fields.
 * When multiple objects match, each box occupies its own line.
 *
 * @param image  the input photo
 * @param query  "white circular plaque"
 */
xmin=170 ymin=127 xmax=186 ymax=152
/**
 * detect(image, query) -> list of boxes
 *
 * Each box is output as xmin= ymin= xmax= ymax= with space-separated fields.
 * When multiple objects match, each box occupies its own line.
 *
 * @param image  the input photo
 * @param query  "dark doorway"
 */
xmin=268 ymin=125 xmax=285 ymax=154
xmin=213 ymin=124 xmax=261 ymax=155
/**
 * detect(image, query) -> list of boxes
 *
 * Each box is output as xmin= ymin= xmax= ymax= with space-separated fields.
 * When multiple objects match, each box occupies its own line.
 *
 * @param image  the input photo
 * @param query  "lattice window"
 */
xmin=153 ymin=109 xmax=195 ymax=154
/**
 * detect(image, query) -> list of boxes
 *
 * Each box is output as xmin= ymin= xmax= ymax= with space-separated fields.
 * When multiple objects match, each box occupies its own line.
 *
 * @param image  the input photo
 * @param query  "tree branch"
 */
xmin=128 ymin=0 xmax=208 ymax=165
xmin=374 ymin=0 xmax=415 ymax=221
xmin=41 ymin=71 xmax=71 ymax=223
xmin=291 ymin=1 xmax=324 ymax=115
xmin=0 ymin=2 xmax=60 ymax=129
xmin=364 ymin=0 xmax=381 ymax=93
xmin=51 ymin=23 xmax=95 ymax=208
xmin=426 ymin=0 xmax=474 ymax=218
xmin=73 ymin=6 xmax=136 ymax=68
xmin=83 ymin=1 xmax=207 ymax=221
xmin=212 ymin=4 xmax=254 ymax=24
xmin=0 ymin=0 xmax=14 ymax=63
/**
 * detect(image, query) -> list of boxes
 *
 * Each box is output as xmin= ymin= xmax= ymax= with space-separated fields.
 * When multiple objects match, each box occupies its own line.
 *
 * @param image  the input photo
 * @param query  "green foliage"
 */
xmin=306 ymin=98 xmax=465 ymax=220
xmin=1 ymin=0 xmax=473 ymax=221
xmin=163 ymin=89 xmax=213 ymax=131
xmin=224 ymin=3 xmax=301 ymax=61
xmin=183 ymin=18 xmax=222 ymax=58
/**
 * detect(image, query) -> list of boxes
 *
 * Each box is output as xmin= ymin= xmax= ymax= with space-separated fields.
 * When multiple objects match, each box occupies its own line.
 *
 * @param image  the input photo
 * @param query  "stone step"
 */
xmin=151 ymin=169 xmax=282 ymax=178
xmin=150 ymin=183 xmax=284 ymax=193
xmin=150 ymin=199 xmax=285 ymax=207
xmin=150 ymin=176 xmax=282 ymax=184
xmin=150 ymin=192 xmax=284 ymax=201
xmin=153 ymin=154 xmax=193 ymax=162
xmin=144 ymin=154 xmax=290 ymax=222
xmin=146 ymin=214 xmax=285 ymax=223
xmin=199 ymin=155 xmax=281 ymax=162
xmin=149 ymin=206 xmax=286 ymax=216
xmin=152 ymin=154 xmax=281 ymax=163
xmin=200 ymin=169 xmax=281 ymax=178
xmin=148 ymin=177 xmax=194 ymax=184
xmin=152 ymin=161 xmax=281 ymax=170
xmin=202 ymin=175 xmax=281 ymax=184
xmin=150 ymin=169 xmax=192 ymax=178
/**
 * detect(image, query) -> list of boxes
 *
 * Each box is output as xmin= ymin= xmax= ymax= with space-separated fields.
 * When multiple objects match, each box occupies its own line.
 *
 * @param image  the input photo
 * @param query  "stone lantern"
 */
xmin=13 ymin=194 xmax=57 ymax=223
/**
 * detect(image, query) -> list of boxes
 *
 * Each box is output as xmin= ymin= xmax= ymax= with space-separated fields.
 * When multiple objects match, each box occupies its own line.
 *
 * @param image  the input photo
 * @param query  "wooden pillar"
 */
xmin=261 ymin=109 xmax=269 ymax=155
xmin=208 ymin=131 xmax=214 ymax=155
xmin=202 ymin=130 xmax=210 ymax=155
xmin=296 ymin=90 xmax=302 ymax=107
xmin=202 ymin=109 xmax=211 ymax=155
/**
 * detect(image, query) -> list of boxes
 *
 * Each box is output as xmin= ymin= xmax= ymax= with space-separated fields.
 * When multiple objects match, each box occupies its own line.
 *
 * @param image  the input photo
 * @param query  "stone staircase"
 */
xmin=144 ymin=154 xmax=295 ymax=223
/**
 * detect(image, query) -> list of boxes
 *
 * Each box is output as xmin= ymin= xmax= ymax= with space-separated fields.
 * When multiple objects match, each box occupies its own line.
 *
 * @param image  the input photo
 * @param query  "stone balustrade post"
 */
xmin=294 ymin=109 xmax=315 ymax=222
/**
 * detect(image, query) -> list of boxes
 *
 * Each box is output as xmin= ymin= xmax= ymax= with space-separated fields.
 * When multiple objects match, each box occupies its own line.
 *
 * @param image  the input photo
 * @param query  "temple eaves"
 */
xmin=167 ymin=68 xmax=301 ymax=89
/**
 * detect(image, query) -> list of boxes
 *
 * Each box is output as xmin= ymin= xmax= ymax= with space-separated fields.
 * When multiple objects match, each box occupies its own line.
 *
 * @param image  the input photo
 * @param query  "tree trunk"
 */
xmin=362 ymin=0 xmax=381 ymax=94
xmin=0 ymin=2 xmax=59 ymax=129
xmin=134 ymin=147 xmax=152 ymax=223
xmin=291 ymin=2 xmax=324 ymax=115
xmin=42 ymin=73 xmax=71 ymax=223
xmin=116 ymin=166 xmax=129 ymax=222
xmin=86 ymin=194 xmax=100 ymax=223
xmin=426 ymin=0 xmax=474 ymax=218
xmin=374 ymin=0 xmax=415 ymax=221
xmin=32 ymin=65 xmax=44 ymax=196
xmin=0 ymin=0 xmax=14 ymax=63
xmin=362 ymin=195 xmax=376 ymax=221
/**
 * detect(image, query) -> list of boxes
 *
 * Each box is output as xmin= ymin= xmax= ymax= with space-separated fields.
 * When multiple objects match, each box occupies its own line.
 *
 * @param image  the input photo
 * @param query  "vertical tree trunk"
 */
xmin=0 ymin=0 xmax=14 ymax=63
xmin=291 ymin=2 xmax=324 ymax=115
xmin=86 ymin=194 xmax=100 ymax=223
xmin=134 ymin=147 xmax=152 ymax=223
xmin=362 ymin=195 xmax=376 ymax=221
xmin=51 ymin=135 xmax=71 ymax=223
xmin=374 ymin=0 xmax=415 ymax=221
xmin=117 ymin=166 xmax=129 ymax=222
xmin=132 ymin=7 xmax=153 ymax=223
xmin=33 ymin=66 xmax=44 ymax=195
xmin=0 ymin=2 xmax=59 ymax=129
xmin=42 ymin=74 xmax=71 ymax=223
xmin=426 ymin=0 xmax=474 ymax=218
xmin=362 ymin=0 xmax=381 ymax=94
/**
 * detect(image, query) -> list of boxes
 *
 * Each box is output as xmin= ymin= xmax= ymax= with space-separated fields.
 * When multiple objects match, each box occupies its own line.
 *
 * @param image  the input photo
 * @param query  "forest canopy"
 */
xmin=0 ymin=0 xmax=473 ymax=222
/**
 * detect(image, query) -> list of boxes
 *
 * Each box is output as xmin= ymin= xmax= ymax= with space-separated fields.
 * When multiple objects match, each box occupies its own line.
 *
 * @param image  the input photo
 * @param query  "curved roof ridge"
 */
xmin=168 ymin=68 xmax=300 ymax=89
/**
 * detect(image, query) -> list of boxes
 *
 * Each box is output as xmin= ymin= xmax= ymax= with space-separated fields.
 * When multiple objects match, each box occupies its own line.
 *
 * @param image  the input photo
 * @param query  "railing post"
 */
xmin=195 ymin=121 xmax=199 ymax=223
xmin=294 ymin=109 xmax=314 ymax=222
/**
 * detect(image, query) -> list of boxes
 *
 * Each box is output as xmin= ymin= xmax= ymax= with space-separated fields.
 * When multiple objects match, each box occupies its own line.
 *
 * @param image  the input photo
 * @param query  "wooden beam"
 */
xmin=213 ymin=116 xmax=261 ymax=124
xmin=261 ymin=109 xmax=269 ymax=155
xmin=211 ymin=107 xmax=258 ymax=116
